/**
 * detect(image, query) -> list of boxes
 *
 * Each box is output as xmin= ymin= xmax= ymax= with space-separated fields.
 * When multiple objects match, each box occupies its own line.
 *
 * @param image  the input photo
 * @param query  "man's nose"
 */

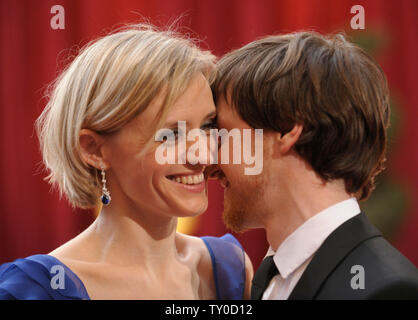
xmin=185 ymin=162 xmax=206 ymax=174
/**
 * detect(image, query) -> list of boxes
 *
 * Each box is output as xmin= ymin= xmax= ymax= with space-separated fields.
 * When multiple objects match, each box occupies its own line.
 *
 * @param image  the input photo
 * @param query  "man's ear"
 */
xmin=276 ymin=124 xmax=303 ymax=154
xmin=79 ymin=129 xmax=108 ymax=169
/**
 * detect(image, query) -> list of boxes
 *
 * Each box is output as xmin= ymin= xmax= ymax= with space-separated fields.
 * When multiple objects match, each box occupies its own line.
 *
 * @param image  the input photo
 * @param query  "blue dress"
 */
xmin=0 ymin=234 xmax=245 ymax=300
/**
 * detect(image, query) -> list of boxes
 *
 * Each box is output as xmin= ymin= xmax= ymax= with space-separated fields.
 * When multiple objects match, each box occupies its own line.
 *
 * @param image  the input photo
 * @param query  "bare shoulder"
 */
xmin=175 ymin=233 xmax=212 ymax=262
xmin=176 ymin=233 xmax=216 ymax=299
xmin=49 ymin=240 xmax=99 ymax=280
xmin=176 ymin=233 xmax=254 ymax=299
xmin=48 ymin=231 xmax=104 ymax=287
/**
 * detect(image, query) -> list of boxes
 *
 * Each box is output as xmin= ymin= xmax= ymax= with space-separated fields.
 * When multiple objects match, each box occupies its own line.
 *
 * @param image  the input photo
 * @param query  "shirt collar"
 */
xmin=267 ymin=198 xmax=361 ymax=279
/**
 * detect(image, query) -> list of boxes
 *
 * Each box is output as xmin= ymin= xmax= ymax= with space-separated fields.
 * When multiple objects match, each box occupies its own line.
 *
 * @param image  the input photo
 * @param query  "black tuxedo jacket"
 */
xmin=287 ymin=212 xmax=418 ymax=300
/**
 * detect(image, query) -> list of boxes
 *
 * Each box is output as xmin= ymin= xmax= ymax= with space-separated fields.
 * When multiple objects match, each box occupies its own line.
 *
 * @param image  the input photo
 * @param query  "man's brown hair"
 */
xmin=213 ymin=31 xmax=390 ymax=200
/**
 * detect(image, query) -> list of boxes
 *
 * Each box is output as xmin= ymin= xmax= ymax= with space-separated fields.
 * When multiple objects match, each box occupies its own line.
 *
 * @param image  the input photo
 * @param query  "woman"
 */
xmin=0 ymin=24 xmax=253 ymax=300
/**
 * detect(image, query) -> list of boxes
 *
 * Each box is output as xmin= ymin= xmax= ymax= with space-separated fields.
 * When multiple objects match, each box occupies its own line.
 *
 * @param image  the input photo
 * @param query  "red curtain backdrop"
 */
xmin=1 ymin=0 xmax=417 ymax=270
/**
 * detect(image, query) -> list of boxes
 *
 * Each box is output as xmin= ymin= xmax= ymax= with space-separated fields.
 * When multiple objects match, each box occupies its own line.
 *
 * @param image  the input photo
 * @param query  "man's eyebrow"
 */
xmin=163 ymin=111 xmax=217 ymax=128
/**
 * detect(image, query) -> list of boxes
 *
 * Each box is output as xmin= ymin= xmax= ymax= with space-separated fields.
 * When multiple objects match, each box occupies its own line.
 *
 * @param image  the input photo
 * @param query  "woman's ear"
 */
xmin=79 ymin=129 xmax=108 ymax=169
xmin=276 ymin=124 xmax=303 ymax=154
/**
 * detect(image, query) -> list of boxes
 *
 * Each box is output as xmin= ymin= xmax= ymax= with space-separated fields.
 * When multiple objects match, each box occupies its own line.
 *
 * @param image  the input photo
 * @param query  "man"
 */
xmin=210 ymin=31 xmax=418 ymax=299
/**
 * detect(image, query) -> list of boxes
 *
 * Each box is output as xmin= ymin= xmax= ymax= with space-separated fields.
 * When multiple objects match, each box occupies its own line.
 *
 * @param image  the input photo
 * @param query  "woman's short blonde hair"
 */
xmin=36 ymin=24 xmax=215 ymax=209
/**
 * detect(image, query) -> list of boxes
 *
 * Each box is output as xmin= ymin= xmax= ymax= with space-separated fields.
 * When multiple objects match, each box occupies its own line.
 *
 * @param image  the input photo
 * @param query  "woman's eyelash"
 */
xmin=157 ymin=118 xmax=217 ymax=142
xmin=169 ymin=129 xmax=182 ymax=139
xmin=156 ymin=128 xmax=181 ymax=141
xmin=201 ymin=117 xmax=218 ymax=130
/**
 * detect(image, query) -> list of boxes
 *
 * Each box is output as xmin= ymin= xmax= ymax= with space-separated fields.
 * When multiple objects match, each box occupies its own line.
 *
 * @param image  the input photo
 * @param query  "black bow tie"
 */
xmin=250 ymin=255 xmax=279 ymax=300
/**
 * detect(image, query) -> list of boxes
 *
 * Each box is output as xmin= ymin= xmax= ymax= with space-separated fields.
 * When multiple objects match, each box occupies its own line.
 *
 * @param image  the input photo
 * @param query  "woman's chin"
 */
xmin=173 ymin=201 xmax=208 ymax=218
xmin=158 ymin=179 xmax=209 ymax=217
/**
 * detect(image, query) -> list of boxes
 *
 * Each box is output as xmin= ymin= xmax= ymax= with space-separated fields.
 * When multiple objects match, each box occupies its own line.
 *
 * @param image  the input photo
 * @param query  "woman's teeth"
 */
xmin=168 ymin=173 xmax=205 ymax=185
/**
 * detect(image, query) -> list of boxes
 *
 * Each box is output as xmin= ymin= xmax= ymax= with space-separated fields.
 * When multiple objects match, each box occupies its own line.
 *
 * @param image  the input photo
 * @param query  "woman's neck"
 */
xmin=72 ymin=201 xmax=181 ymax=270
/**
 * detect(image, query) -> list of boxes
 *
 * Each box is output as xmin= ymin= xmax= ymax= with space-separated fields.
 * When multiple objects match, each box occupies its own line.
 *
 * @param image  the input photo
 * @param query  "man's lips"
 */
xmin=219 ymin=176 xmax=230 ymax=189
xmin=204 ymin=166 xmax=229 ymax=188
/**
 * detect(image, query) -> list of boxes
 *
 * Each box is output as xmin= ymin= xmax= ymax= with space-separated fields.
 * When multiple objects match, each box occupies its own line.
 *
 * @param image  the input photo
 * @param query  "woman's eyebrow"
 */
xmin=203 ymin=111 xmax=217 ymax=121
xmin=162 ymin=119 xmax=183 ymax=128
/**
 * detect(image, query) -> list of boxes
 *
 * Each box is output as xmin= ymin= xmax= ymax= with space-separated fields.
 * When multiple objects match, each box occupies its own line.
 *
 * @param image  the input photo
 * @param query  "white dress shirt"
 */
xmin=262 ymin=198 xmax=361 ymax=300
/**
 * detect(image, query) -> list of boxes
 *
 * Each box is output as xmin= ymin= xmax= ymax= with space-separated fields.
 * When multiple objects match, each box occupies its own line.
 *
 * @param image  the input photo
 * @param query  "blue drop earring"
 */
xmin=100 ymin=166 xmax=111 ymax=205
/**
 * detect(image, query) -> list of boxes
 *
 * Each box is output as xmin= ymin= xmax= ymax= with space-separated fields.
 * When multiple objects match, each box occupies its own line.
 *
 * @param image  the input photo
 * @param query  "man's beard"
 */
xmin=222 ymin=173 xmax=265 ymax=233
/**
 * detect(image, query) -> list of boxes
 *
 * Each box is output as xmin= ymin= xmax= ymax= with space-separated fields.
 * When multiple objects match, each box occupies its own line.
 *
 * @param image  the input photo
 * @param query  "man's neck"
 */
xmin=263 ymin=177 xmax=352 ymax=252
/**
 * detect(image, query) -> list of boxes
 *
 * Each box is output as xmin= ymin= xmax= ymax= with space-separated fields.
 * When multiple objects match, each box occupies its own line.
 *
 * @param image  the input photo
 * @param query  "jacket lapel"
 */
xmin=288 ymin=212 xmax=382 ymax=300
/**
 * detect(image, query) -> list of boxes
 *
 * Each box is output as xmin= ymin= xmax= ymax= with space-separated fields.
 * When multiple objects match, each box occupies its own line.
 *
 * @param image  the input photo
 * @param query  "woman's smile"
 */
xmin=166 ymin=171 xmax=206 ymax=193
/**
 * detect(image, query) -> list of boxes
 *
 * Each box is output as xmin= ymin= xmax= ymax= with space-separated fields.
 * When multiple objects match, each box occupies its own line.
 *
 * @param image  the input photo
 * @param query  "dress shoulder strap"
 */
xmin=201 ymin=233 xmax=246 ymax=300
